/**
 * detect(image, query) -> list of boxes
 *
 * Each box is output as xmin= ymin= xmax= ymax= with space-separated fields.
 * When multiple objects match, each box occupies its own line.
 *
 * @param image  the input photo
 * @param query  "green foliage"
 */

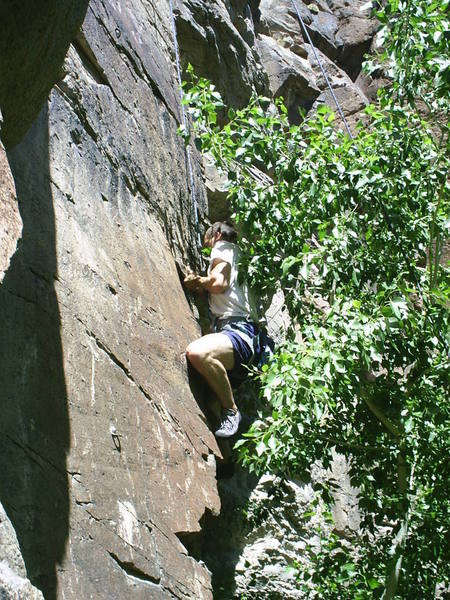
xmin=294 ymin=519 xmax=387 ymax=600
xmin=367 ymin=0 xmax=450 ymax=113
xmin=181 ymin=1 xmax=449 ymax=597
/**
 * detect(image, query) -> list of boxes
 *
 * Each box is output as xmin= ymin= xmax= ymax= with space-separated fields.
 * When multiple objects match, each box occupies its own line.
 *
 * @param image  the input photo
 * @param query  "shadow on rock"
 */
xmin=180 ymin=376 xmax=261 ymax=598
xmin=0 ymin=4 xmax=88 ymax=596
xmin=179 ymin=463 xmax=260 ymax=600
xmin=0 ymin=106 xmax=69 ymax=600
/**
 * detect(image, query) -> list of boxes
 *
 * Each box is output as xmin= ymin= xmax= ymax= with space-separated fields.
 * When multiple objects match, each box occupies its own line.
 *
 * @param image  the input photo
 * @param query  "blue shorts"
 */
xmin=218 ymin=321 xmax=259 ymax=384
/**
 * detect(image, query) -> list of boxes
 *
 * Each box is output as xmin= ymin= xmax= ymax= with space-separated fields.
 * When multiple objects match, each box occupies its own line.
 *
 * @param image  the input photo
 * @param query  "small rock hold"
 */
xmin=308 ymin=4 xmax=320 ymax=14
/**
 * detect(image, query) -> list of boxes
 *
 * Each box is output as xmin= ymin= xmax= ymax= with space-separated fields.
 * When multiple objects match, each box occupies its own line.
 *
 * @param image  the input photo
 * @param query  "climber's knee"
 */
xmin=186 ymin=334 xmax=234 ymax=372
xmin=186 ymin=340 xmax=207 ymax=371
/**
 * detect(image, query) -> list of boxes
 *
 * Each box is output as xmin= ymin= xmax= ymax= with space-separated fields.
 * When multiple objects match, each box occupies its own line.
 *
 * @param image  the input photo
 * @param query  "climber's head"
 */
xmin=204 ymin=221 xmax=237 ymax=248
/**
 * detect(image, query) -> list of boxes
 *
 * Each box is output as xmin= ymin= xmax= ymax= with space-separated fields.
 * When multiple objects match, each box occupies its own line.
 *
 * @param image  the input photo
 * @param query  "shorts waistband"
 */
xmin=215 ymin=316 xmax=252 ymax=328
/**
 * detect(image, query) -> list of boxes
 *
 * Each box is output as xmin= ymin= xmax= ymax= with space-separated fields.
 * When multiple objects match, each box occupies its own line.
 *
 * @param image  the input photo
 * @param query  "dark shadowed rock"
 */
xmin=336 ymin=15 xmax=379 ymax=80
xmin=0 ymin=0 xmax=89 ymax=148
xmin=0 ymin=117 xmax=21 ymax=283
xmin=308 ymin=9 xmax=340 ymax=60
xmin=175 ymin=0 xmax=268 ymax=108
xmin=0 ymin=1 xmax=219 ymax=598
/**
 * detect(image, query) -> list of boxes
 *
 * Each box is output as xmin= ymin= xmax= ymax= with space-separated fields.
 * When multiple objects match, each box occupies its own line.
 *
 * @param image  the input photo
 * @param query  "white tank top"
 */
xmin=208 ymin=241 xmax=256 ymax=320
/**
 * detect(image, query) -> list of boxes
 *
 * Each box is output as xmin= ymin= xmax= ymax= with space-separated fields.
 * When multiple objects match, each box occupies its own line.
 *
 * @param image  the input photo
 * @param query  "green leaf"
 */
xmin=256 ymin=441 xmax=266 ymax=456
xmin=368 ymin=578 xmax=381 ymax=589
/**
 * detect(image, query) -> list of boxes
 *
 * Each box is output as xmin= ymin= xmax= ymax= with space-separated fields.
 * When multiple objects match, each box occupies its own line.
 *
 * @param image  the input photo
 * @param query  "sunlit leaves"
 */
xmin=367 ymin=0 xmax=450 ymax=113
xmin=181 ymin=2 xmax=449 ymax=594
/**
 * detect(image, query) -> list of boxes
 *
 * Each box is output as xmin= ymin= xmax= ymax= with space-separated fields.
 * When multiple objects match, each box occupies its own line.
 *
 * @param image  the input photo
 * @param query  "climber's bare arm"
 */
xmin=183 ymin=260 xmax=230 ymax=294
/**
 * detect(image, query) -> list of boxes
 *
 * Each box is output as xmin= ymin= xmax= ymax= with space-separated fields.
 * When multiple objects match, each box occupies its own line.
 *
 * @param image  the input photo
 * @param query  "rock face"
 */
xmin=0 ymin=0 xmax=90 ymax=149
xmin=232 ymin=462 xmax=359 ymax=600
xmin=254 ymin=0 xmax=374 ymax=123
xmin=0 ymin=1 xmax=378 ymax=599
xmin=175 ymin=0 xmax=268 ymax=108
xmin=0 ymin=502 xmax=45 ymax=600
xmin=0 ymin=118 xmax=21 ymax=283
xmin=184 ymin=0 xmax=375 ymax=214
xmin=0 ymin=1 xmax=219 ymax=599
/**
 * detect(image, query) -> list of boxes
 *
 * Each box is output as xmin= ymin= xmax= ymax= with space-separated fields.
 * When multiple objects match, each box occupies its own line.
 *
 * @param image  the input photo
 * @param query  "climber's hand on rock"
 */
xmin=184 ymin=271 xmax=203 ymax=291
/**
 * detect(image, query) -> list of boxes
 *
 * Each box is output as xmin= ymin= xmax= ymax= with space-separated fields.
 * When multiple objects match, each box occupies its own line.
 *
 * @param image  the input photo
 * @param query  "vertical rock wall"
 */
xmin=0 ymin=1 xmax=220 ymax=599
xmin=0 ymin=1 xmax=379 ymax=598
xmin=0 ymin=120 xmax=21 ymax=283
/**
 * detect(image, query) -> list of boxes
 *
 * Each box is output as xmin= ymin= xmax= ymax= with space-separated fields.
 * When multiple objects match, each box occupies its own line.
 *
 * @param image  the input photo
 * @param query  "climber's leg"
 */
xmin=186 ymin=333 xmax=237 ymax=411
xmin=186 ymin=333 xmax=237 ymax=410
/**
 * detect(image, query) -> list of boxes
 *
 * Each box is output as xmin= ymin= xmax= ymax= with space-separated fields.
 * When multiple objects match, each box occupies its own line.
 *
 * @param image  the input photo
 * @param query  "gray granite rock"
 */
xmin=202 ymin=154 xmax=231 ymax=222
xmin=175 ymin=0 xmax=268 ymax=108
xmin=255 ymin=0 xmax=375 ymax=124
xmin=0 ymin=503 xmax=44 ymax=600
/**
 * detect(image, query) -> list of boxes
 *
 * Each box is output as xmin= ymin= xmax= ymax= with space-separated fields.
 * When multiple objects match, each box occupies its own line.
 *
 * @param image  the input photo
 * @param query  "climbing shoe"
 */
xmin=214 ymin=408 xmax=242 ymax=438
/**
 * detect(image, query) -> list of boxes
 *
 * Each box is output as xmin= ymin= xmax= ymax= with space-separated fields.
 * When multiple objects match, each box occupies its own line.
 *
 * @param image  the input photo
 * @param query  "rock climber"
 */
xmin=184 ymin=221 xmax=259 ymax=438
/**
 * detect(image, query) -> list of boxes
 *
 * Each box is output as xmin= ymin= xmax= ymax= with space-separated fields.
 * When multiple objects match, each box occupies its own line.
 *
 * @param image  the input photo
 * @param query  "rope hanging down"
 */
xmin=169 ymin=0 xmax=202 ymax=247
xmin=291 ymin=0 xmax=353 ymax=139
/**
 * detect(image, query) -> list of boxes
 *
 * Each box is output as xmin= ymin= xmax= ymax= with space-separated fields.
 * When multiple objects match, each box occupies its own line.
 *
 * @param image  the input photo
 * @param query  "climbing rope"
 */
xmin=168 ymin=0 xmax=202 ymax=249
xmin=291 ymin=0 xmax=353 ymax=139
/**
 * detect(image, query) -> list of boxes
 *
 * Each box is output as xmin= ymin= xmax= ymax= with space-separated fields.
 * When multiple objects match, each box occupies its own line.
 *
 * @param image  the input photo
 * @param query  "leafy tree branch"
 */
xmin=181 ymin=0 xmax=449 ymax=597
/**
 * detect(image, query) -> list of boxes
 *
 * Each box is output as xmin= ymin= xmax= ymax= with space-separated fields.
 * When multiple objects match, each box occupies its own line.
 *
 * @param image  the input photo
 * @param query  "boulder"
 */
xmin=257 ymin=34 xmax=320 ymax=120
xmin=257 ymin=0 xmax=378 ymax=85
xmin=311 ymin=81 xmax=369 ymax=134
xmin=193 ymin=463 xmax=359 ymax=599
xmin=256 ymin=0 xmax=312 ymax=58
xmin=202 ymin=154 xmax=231 ymax=222
xmin=256 ymin=33 xmax=367 ymax=123
xmin=336 ymin=15 xmax=379 ymax=80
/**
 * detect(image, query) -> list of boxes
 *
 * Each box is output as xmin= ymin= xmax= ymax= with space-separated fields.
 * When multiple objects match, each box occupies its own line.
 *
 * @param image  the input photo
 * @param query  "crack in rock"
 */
xmin=108 ymin=551 xmax=161 ymax=587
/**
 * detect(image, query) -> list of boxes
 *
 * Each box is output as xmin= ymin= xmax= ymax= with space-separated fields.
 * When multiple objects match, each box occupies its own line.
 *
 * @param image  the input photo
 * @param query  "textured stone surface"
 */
xmin=0 ymin=0 xmax=89 ymax=148
xmin=202 ymin=154 xmax=231 ymax=222
xmin=179 ymin=0 xmax=377 ymax=220
xmin=311 ymin=81 xmax=369 ymax=135
xmin=0 ymin=0 xmax=379 ymax=598
xmin=256 ymin=0 xmax=377 ymax=79
xmin=0 ymin=503 xmax=45 ymax=600
xmin=194 ymin=462 xmax=359 ymax=599
xmin=0 ymin=117 xmax=21 ymax=283
xmin=254 ymin=0 xmax=373 ymax=123
xmin=256 ymin=0 xmax=313 ymax=57
xmin=175 ymin=0 xmax=268 ymax=108
xmin=0 ymin=1 xmax=220 ymax=599
xmin=257 ymin=34 xmax=320 ymax=119
xmin=233 ymin=475 xmax=319 ymax=600
xmin=336 ymin=14 xmax=379 ymax=80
